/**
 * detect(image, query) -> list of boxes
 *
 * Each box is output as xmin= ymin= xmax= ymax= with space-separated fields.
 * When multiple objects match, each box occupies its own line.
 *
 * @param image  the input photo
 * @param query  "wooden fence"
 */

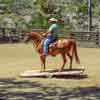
xmin=61 ymin=31 xmax=100 ymax=47
xmin=0 ymin=28 xmax=100 ymax=47
xmin=28 ymin=30 xmax=100 ymax=47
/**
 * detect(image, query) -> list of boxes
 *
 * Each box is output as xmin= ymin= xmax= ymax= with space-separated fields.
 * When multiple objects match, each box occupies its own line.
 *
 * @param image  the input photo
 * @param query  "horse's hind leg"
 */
xmin=67 ymin=53 xmax=73 ymax=70
xmin=59 ymin=53 xmax=67 ymax=71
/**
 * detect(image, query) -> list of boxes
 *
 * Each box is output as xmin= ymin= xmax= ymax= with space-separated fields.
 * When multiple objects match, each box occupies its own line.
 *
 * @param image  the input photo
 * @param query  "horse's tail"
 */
xmin=72 ymin=40 xmax=80 ymax=64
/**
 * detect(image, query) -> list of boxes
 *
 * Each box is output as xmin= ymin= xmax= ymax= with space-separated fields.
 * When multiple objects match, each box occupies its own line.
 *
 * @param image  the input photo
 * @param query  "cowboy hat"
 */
xmin=49 ymin=18 xmax=58 ymax=22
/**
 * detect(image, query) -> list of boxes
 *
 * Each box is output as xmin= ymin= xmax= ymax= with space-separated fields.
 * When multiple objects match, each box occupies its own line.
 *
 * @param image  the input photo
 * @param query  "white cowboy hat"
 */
xmin=49 ymin=18 xmax=58 ymax=22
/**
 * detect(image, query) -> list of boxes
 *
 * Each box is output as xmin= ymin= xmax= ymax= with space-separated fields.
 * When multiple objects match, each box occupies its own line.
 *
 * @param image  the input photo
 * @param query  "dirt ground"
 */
xmin=0 ymin=43 xmax=100 ymax=100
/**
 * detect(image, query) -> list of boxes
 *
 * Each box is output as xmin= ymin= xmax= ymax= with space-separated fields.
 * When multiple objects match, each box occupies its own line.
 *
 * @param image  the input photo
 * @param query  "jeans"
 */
xmin=43 ymin=35 xmax=57 ymax=56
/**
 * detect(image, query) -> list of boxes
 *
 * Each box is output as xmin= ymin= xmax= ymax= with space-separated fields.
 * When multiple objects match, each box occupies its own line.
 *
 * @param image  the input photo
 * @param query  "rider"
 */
xmin=43 ymin=17 xmax=61 ymax=56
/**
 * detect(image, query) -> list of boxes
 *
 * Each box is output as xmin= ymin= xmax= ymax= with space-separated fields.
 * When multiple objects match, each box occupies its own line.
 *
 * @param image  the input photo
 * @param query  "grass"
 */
xmin=0 ymin=43 xmax=100 ymax=100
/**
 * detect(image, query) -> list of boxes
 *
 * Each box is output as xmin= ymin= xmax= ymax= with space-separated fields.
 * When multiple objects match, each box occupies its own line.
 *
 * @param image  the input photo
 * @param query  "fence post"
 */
xmin=95 ymin=32 xmax=99 ymax=45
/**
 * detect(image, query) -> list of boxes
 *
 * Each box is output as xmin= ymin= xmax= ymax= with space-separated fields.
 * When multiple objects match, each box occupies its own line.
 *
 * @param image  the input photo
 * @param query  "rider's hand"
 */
xmin=42 ymin=33 xmax=47 ymax=37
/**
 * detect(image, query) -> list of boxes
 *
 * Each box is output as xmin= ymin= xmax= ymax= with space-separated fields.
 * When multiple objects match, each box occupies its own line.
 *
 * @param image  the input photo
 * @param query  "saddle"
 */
xmin=49 ymin=42 xmax=57 ymax=48
xmin=49 ymin=39 xmax=68 ymax=48
xmin=36 ymin=39 xmax=68 ymax=51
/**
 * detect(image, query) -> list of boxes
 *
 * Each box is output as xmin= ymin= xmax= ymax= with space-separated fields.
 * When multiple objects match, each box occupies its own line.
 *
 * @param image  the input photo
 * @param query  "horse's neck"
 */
xmin=33 ymin=34 xmax=43 ymax=50
xmin=34 ymin=39 xmax=42 ymax=46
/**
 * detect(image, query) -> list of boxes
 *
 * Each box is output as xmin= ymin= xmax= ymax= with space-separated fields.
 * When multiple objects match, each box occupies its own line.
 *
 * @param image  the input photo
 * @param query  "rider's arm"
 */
xmin=42 ymin=31 xmax=49 ymax=37
xmin=43 ymin=25 xmax=54 ymax=37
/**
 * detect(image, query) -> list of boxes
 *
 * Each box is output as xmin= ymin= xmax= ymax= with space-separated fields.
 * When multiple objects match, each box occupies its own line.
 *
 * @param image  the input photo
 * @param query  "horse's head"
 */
xmin=23 ymin=32 xmax=43 ymax=43
xmin=23 ymin=32 xmax=31 ymax=43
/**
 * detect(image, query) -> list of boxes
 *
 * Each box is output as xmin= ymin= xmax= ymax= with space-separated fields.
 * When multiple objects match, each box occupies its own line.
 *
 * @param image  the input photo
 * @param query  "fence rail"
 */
xmin=59 ymin=31 xmax=100 ymax=47
xmin=0 ymin=28 xmax=100 ymax=47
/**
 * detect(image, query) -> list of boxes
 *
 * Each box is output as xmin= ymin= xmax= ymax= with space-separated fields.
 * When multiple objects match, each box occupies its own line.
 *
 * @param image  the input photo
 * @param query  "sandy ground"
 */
xmin=0 ymin=43 xmax=100 ymax=100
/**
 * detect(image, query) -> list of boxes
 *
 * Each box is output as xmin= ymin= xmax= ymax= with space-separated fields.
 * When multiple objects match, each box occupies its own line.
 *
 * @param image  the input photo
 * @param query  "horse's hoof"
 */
xmin=40 ymin=70 xmax=45 ymax=72
xmin=58 ymin=69 xmax=63 ymax=72
xmin=69 ymin=69 xmax=72 ymax=70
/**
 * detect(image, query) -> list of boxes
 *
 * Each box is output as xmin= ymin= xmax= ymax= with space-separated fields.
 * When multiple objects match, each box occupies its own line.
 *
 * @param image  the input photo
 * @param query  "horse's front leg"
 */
xmin=40 ymin=55 xmax=46 ymax=72
xmin=59 ymin=53 xmax=67 ymax=71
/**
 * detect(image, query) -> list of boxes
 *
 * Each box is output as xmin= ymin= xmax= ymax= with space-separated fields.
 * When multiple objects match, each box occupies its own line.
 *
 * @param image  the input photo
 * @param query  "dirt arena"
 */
xmin=0 ymin=43 xmax=100 ymax=100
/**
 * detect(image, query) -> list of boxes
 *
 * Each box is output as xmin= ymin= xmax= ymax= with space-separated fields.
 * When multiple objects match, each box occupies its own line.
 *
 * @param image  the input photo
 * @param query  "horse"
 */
xmin=24 ymin=31 xmax=80 ymax=72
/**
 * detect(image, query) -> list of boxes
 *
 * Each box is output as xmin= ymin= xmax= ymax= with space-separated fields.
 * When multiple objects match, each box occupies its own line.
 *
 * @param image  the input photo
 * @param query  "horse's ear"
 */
xmin=23 ymin=32 xmax=31 ymax=38
xmin=26 ymin=32 xmax=30 ymax=36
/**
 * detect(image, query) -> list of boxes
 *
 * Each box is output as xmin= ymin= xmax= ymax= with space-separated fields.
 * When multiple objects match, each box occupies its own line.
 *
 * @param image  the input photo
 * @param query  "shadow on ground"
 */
xmin=0 ymin=78 xmax=100 ymax=100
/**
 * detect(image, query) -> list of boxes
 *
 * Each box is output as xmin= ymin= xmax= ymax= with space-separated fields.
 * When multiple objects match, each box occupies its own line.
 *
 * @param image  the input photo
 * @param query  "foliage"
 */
xmin=0 ymin=0 xmax=100 ymax=33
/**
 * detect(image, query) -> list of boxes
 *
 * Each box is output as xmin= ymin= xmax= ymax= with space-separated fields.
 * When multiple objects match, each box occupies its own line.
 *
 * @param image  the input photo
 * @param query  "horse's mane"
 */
xmin=30 ymin=31 xmax=43 ymax=41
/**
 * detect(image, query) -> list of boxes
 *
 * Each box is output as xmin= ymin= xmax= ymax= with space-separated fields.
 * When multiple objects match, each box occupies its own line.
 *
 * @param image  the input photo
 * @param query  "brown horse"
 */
xmin=24 ymin=31 xmax=80 ymax=72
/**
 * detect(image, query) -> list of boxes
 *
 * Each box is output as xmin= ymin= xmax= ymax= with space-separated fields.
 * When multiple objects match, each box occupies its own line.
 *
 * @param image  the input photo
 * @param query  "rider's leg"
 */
xmin=43 ymin=38 xmax=51 ymax=56
xmin=43 ymin=35 xmax=57 ymax=56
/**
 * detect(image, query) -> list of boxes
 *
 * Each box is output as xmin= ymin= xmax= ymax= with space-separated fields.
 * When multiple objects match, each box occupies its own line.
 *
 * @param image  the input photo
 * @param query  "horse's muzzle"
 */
xmin=22 ymin=34 xmax=29 ymax=43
